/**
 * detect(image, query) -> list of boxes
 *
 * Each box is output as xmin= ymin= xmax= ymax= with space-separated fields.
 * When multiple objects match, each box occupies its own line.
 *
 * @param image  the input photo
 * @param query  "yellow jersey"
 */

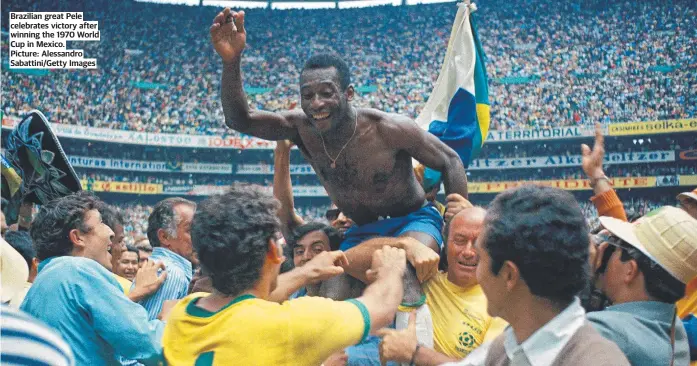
xmin=163 ymin=293 xmax=370 ymax=366
xmin=424 ymin=272 xmax=507 ymax=359
xmin=113 ymin=274 xmax=132 ymax=295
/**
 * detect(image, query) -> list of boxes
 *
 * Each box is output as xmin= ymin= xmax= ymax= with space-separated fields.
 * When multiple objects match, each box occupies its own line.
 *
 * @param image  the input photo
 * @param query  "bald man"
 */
xmin=377 ymin=208 xmax=507 ymax=365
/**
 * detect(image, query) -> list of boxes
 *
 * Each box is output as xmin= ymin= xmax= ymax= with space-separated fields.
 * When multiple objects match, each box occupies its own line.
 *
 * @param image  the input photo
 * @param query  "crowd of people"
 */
xmin=2 ymin=125 xmax=696 ymax=365
xmin=2 ymin=0 xmax=695 ymax=135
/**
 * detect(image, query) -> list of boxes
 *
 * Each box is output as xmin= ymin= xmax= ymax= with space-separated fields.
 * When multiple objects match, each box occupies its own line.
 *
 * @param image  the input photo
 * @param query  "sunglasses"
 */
xmin=325 ymin=208 xmax=341 ymax=221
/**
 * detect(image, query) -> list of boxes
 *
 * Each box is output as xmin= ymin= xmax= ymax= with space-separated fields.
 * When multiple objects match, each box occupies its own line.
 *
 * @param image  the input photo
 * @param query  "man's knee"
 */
xmin=319 ymin=273 xmax=364 ymax=301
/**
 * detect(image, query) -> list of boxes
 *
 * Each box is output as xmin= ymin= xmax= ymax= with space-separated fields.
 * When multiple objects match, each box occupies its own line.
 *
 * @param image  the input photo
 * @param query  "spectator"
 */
xmin=589 ymin=206 xmax=696 ymax=365
xmin=138 ymin=197 xmax=196 ymax=320
xmin=20 ymin=192 xmax=167 ymax=365
xmin=445 ymin=186 xmax=629 ymax=365
xmin=100 ymin=204 xmax=132 ymax=294
xmin=377 ymin=207 xmax=508 ymax=364
xmin=116 ymin=245 xmax=140 ymax=282
xmin=134 ymin=237 xmax=153 ymax=268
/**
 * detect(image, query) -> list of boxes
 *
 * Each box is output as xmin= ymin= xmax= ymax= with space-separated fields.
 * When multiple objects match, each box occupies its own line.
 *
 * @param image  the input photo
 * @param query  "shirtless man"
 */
xmin=210 ymin=9 xmax=468 ymax=302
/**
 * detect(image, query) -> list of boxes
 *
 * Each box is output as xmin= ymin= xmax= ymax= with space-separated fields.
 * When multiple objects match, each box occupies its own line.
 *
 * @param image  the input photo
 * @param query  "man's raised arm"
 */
xmin=211 ymin=8 xmax=301 ymax=141
xmin=380 ymin=115 xmax=468 ymax=198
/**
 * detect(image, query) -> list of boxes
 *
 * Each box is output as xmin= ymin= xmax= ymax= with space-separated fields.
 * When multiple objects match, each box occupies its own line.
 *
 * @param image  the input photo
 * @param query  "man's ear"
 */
xmin=267 ymin=238 xmax=285 ymax=264
xmin=502 ymin=260 xmax=520 ymax=292
xmin=346 ymin=85 xmax=355 ymax=102
xmin=157 ymin=228 xmax=169 ymax=248
xmin=69 ymin=228 xmax=85 ymax=250
xmin=624 ymin=259 xmax=641 ymax=285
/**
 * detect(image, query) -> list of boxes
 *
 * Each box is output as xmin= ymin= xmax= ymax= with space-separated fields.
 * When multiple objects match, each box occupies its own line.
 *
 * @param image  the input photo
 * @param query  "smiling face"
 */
xmin=117 ymin=251 xmax=139 ymax=281
xmin=299 ymin=67 xmax=354 ymax=133
xmin=446 ymin=209 xmax=485 ymax=289
xmin=75 ymin=209 xmax=115 ymax=270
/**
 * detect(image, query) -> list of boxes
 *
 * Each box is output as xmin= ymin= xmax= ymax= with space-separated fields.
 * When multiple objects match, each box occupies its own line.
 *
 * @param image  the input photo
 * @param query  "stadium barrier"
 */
xmin=79 ymin=176 xmax=696 ymax=196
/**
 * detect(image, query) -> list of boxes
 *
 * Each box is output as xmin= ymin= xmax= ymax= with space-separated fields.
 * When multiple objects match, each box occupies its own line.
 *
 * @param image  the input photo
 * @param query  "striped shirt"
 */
xmin=1 ymin=305 xmax=75 ymax=366
xmin=136 ymin=247 xmax=192 ymax=320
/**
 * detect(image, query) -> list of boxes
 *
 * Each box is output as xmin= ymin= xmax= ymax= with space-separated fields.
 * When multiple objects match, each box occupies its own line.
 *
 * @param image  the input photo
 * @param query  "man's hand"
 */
xmin=158 ymin=299 xmax=178 ymax=321
xmin=444 ymin=193 xmax=473 ymax=222
xmin=581 ymin=123 xmax=606 ymax=180
xmin=377 ymin=311 xmax=419 ymax=364
xmin=129 ymin=260 xmax=167 ymax=302
xmin=400 ymin=237 xmax=439 ymax=283
xmin=365 ymin=245 xmax=407 ymax=281
xmin=322 ymin=351 xmax=348 ymax=366
xmin=303 ymin=250 xmax=349 ymax=283
xmin=210 ymin=8 xmax=246 ymax=63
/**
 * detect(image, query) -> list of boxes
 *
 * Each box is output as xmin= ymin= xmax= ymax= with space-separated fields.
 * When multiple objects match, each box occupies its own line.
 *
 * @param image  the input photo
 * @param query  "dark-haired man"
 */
xmin=211 ymin=9 xmax=467 ymax=293
xmin=20 ymin=192 xmax=168 ymax=365
xmin=445 ymin=185 xmax=629 ymax=365
xmin=163 ymin=184 xmax=408 ymax=365
xmin=591 ymin=206 xmax=696 ymax=365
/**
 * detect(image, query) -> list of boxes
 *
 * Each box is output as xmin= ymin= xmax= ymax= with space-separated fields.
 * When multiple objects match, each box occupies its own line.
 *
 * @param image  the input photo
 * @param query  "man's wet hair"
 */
xmin=484 ymin=185 xmax=590 ymax=306
xmin=30 ymin=191 xmax=103 ymax=261
xmin=191 ymin=183 xmax=281 ymax=296
xmin=301 ymin=54 xmax=351 ymax=90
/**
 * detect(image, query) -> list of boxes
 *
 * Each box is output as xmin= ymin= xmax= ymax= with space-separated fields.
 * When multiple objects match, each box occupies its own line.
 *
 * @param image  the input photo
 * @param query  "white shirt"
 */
xmin=442 ymin=297 xmax=586 ymax=366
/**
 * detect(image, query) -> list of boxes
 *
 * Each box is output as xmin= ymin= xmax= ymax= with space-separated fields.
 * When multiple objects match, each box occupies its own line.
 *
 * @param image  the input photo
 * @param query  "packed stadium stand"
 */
xmin=2 ymin=0 xmax=696 ymax=244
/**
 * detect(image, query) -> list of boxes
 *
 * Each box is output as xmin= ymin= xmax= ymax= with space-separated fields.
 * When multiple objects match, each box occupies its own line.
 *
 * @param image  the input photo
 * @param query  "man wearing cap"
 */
xmin=590 ymin=206 xmax=697 ymax=365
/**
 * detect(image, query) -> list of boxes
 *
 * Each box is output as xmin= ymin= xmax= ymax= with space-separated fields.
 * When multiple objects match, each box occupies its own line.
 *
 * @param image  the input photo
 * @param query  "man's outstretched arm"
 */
xmin=211 ymin=8 xmax=301 ymax=141
xmin=273 ymin=140 xmax=305 ymax=231
xmin=380 ymin=115 xmax=468 ymax=198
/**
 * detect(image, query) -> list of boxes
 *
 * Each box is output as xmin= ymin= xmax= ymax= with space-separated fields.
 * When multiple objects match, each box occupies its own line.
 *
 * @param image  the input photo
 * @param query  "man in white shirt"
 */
xmin=444 ymin=186 xmax=629 ymax=366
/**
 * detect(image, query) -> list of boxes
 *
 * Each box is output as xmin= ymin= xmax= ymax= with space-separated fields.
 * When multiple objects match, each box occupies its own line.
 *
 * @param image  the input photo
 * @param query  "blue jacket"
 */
xmin=21 ymin=256 xmax=164 ymax=366
xmin=588 ymin=301 xmax=690 ymax=366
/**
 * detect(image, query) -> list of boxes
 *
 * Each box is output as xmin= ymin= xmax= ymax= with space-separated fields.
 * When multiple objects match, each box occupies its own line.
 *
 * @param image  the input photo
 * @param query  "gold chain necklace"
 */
xmin=319 ymin=111 xmax=358 ymax=169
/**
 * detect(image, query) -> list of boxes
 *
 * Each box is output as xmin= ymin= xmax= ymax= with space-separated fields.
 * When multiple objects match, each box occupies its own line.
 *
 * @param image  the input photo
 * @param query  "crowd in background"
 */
xmin=2 ymin=0 xmax=695 ymax=135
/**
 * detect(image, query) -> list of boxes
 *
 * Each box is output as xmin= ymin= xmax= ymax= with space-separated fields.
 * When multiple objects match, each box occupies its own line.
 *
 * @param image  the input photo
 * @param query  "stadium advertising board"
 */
xmin=236 ymin=164 xmax=316 ymax=175
xmin=1 ymin=119 xmax=275 ymax=149
xmin=235 ymin=151 xmax=673 ymax=174
xmin=678 ymin=149 xmax=697 ymax=161
xmin=608 ymin=118 xmax=697 ymax=136
xmin=469 ymin=151 xmax=674 ymax=170
xmin=188 ymin=185 xmax=327 ymax=197
xmin=80 ymin=180 xmax=163 ymax=194
xmin=163 ymin=185 xmax=195 ymax=194
xmin=468 ymin=177 xmax=658 ymax=194
xmin=486 ymin=126 xmax=596 ymax=142
xmin=69 ymin=155 xmax=231 ymax=174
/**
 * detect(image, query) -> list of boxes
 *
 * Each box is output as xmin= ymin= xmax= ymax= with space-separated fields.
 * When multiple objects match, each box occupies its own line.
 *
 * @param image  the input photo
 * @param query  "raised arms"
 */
xmin=210 ymin=9 xmax=302 ymax=141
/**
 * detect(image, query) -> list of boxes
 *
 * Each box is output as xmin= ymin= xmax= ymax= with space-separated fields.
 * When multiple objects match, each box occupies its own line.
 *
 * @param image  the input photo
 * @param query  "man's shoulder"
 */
xmin=41 ymin=256 xmax=111 ymax=278
xmin=361 ymin=108 xmax=413 ymax=126
xmin=559 ymin=322 xmax=630 ymax=365
xmin=586 ymin=309 xmax=638 ymax=339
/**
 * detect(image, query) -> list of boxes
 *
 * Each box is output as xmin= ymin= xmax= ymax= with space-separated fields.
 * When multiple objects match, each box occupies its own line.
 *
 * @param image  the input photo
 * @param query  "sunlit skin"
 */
xmin=446 ymin=208 xmax=485 ymax=289
xmin=72 ymin=209 xmax=115 ymax=271
xmin=117 ymin=251 xmax=139 ymax=281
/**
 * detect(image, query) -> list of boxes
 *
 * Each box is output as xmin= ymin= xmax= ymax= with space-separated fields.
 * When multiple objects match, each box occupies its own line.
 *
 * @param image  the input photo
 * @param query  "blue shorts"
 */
xmin=339 ymin=203 xmax=444 ymax=251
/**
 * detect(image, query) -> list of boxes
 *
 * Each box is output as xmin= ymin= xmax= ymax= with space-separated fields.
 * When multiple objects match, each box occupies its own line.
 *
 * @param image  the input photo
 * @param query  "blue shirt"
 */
xmin=136 ymin=247 xmax=192 ymax=320
xmin=587 ymin=301 xmax=690 ymax=366
xmin=20 ymin=256 xmax=164 ymax=366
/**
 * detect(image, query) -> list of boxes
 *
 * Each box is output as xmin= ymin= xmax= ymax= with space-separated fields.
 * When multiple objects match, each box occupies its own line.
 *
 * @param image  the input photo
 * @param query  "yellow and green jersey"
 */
xmin=163 ymin=293 xmax=370 ymax=365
